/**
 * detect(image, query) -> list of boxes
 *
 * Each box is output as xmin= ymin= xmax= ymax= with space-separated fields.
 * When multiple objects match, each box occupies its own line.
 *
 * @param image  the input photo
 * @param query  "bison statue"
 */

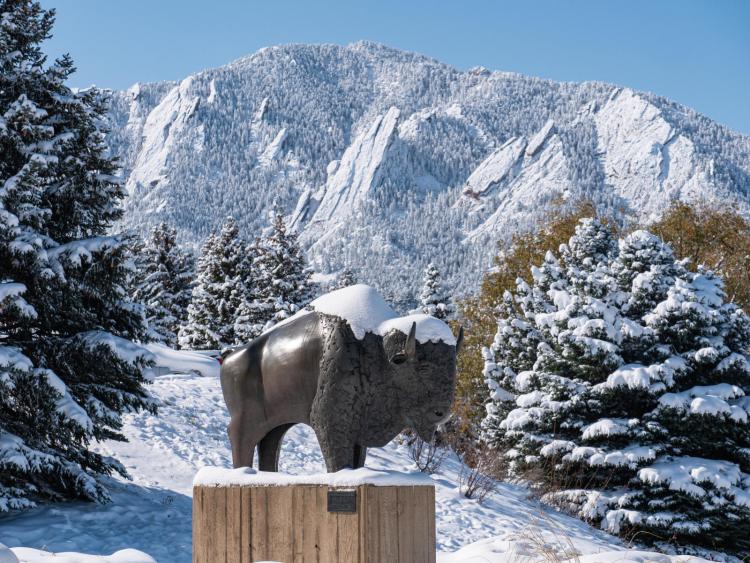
xmin=220 ymin=284 xmax=462 ymax=472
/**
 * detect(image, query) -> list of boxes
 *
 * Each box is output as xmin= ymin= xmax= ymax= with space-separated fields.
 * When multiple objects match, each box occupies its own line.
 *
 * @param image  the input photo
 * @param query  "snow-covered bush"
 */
xmin=0 ymin=0 xmax=154 ymax=510
xmin=132 ymin=223 xmax=194 ymax=347
xmin=481 ymin=218 xmax=750 ymax=554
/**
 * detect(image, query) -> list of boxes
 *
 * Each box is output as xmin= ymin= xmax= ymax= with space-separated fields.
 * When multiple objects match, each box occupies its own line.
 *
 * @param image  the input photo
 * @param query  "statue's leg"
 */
xmin=228 ymin=414 xmax=256 ymax=468
xmin=311 ymin=393 xmax=360 ymax=471
xmin=352 ymin=444 xmax=367 ymax=468
xmin=313 ymin=423 xmax=356 ymax=472
xmin=258 ymin=423 xmax=295 ymax=472
xmin=310 ymin=328 xmax=364 ymax=472
xmin=320 ymin=443 xmax=356 ymax=472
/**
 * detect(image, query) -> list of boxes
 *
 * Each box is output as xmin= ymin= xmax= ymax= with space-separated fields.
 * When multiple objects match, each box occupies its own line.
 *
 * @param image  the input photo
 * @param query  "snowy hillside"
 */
xmin=107 ymin=41 xmax=750 ymax=306
xmin=0 ymin=352 xmax=720 ymax=562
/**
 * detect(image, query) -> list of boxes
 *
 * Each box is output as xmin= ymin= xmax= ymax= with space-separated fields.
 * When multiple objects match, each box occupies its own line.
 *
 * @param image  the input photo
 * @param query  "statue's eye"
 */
xmin=391 ymin=353 xmax=407 ymax=365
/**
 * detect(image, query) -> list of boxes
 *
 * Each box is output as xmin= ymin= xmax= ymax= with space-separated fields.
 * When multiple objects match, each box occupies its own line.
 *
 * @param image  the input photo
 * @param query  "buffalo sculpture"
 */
xmin=220 ymin=284 xmax=462 ymax=472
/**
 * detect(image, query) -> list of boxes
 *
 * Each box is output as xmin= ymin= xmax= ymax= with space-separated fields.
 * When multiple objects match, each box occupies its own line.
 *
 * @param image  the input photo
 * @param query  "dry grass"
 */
xmin=509 ymin=517 xmax=582 ymax=562
xmin=407 ymin=434 xmax=448 ymax=474
xmin=458 ymin=445 xmax=506 ymax=503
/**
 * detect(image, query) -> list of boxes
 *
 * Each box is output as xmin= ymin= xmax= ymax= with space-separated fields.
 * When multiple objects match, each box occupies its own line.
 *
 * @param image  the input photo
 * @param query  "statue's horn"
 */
xmin=405 ymin=322 xmax=417 ymax=360
xmin=456 ymin=325 xmax=464 ymax=353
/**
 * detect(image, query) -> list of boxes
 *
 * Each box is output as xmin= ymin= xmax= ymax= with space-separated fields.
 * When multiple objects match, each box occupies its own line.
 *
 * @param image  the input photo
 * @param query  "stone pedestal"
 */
xmin=192 ymin=481 xmax=436 ymax=563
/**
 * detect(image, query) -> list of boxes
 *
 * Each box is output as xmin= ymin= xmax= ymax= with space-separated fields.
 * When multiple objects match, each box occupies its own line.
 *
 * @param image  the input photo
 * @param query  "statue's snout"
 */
xmin=426 ymin=406 xmax=451 ymax=425
xmin=410 ymin=404 xmax=451 ymax=443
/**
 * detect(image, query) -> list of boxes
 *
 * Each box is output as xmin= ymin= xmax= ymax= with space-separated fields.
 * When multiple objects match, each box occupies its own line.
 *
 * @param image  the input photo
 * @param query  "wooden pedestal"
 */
xmin=192 ymin=483 xmax=436 ymax=563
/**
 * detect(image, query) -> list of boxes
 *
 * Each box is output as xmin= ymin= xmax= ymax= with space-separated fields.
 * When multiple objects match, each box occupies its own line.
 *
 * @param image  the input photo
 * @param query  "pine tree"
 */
xmin=132 ymin=222 xmax=194 ymax=348
xmin=416 ymin=262 xmax=455 ymax=320
xmin=233 ymin=238 xmax=267 ymax=342
xmin=0 ymin=0 xmax=154 ymax=510
xmin=481 ymin=219 xmax=750 ymax=555
xmin=179 ymin=217 xmax=249 ymax=349
xmin=233 ymin=296 xmax=268 ymax=343
xmin=179 ymin=233 xmax=221 ymax=349
xmin=253 ymin=209 xmax=315 ymax=328
xmin=457 ymin=202 xmax=600 ymax=437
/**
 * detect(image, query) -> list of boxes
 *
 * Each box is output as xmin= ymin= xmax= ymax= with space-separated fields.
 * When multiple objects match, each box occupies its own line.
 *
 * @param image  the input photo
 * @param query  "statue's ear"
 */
xmin=404 ymin=322 xmax=417 ymax=360
xmin=456 ymin=325 xmax=464 ymax=353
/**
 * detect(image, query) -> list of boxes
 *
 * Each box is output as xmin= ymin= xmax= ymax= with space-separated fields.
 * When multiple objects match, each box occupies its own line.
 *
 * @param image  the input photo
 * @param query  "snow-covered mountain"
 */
xmin=107 ymin=41 xmax=750 ymax=305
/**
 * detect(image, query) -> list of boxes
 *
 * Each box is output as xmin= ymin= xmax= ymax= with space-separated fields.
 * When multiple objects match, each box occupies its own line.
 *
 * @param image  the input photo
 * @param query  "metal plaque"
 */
xmin=327 ymin=489 xmax=357 ymax=513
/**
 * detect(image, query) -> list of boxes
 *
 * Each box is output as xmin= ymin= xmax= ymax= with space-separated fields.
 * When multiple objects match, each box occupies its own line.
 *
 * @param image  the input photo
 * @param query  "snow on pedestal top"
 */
xmin=193 ymin=466 xmax=434 ymax=487
xmin=301 ymin=284 xmax=456 ymax=345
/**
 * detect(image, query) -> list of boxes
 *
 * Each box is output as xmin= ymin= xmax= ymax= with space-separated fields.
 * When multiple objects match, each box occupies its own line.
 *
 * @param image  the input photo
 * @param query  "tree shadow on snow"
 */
xmin=0 ymin=477 xmax=193 ymax=563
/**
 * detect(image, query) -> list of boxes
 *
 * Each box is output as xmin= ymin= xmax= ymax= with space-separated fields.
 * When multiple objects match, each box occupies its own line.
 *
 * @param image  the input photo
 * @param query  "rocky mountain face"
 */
xmin=107 ymin=41 xmax=750 ymax=306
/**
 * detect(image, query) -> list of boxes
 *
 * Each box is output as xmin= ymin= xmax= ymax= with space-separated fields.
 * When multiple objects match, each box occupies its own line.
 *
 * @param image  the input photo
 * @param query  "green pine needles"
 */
xmin=482 ymin=218 xmax=750 ymax=555
xmin=0 ymin=0 xmax=155 ymax=510
xmin=179 ymin=210 xmax=315 ymax=350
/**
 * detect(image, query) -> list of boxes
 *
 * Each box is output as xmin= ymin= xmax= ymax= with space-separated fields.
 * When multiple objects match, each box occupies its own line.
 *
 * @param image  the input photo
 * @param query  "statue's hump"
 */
xmin=309 ymin=284 xmax=456 ymax=345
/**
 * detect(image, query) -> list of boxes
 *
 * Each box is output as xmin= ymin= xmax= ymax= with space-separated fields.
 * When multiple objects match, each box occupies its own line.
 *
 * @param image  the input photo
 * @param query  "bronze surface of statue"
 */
xmin=220 ymin=285 xmax=461 ymax=472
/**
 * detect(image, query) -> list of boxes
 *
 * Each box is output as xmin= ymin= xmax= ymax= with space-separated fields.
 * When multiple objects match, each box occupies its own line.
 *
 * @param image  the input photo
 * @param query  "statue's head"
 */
xmin=382 ymin=321 xmax=463 ymax=442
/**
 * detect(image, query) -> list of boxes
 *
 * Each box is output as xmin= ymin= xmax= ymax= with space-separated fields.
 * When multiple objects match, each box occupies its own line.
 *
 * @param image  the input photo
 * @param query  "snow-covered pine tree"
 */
xmin=179 ymin=217 xmax=248 ymax=349
xmin=179 ymin=234 xmax=221 ymax=349
xmin=132 ymin=222 xmax=194 ymax=347
xmin=232 ymin=295 xmax=268 ymax=343
xmin=253 ymin=209 xmax=315 ymax=329
xmin=233 ymin=238 xmax=267 ymax=343
xmin=481 ymin=219 xmax=750 ymax=555
xmin=481 ymin=289 xmax=542 ymax=443
xmin=0 ymin=0 xmax=154 ymax=510
xmin=620 ymin=268 xmax=750 ymax=550
xmin=417 ymin=262 xmax=455 ymax=320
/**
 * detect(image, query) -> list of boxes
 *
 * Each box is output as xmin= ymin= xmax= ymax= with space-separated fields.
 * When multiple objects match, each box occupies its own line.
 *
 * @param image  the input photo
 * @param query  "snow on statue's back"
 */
xmin=220 ymin=284 xmax=463 ymax=474
xmin=307 ymin=284 xmax=456 ymax=344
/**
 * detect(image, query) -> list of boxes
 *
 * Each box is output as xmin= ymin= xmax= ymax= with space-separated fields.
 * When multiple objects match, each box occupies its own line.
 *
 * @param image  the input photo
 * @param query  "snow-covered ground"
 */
xmin=0 ymin=351 xmax=718 ymax=562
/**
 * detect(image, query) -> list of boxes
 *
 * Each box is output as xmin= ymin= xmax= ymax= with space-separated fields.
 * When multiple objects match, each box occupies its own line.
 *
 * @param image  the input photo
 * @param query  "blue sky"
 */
xmin=40 ymin=0 xmax=750 ymax=134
